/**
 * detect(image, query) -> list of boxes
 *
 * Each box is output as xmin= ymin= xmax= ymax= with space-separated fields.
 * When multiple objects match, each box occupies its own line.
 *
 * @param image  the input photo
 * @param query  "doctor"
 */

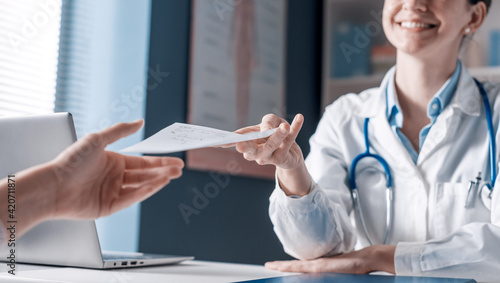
xmin=233 ymin=0 xmax=499 ymax=280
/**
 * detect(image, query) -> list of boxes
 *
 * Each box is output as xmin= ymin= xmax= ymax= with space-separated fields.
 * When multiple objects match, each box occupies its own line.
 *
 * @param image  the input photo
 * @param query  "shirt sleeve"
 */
xmin=394 ymin=223 xmax=500 ymax=281
xmin=0 ymin=219 xmax=6 ymax=247
xmin=268 ymin=102 xmax=357 ymax=260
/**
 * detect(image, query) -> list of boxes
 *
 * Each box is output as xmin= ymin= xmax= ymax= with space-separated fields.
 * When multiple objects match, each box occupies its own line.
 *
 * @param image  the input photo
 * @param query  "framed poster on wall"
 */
xmin=187 ymin=0 xmax=287 ymax=179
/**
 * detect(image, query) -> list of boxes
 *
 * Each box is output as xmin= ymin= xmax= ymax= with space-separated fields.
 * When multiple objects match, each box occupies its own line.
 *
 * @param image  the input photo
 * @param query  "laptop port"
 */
xmin=130 ymin=261 xmax=137 ymax=265
xmin=121 ymin=261 xmax=127 ymax=266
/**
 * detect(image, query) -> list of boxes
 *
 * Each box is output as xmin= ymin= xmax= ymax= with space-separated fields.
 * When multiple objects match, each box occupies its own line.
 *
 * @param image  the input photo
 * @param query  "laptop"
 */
xmin=0 ymin=113 xmax=193 ymax=269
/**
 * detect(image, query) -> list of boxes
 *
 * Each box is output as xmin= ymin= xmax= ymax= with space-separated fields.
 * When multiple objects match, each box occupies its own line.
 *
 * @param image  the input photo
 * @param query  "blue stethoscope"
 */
xmin=349 ymin=79 xmax=496 ymax=245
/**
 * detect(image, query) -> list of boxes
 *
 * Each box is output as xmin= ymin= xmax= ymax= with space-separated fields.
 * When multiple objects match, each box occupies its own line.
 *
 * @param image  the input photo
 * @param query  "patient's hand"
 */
xmin=0 ymin=120 xmax=183 ymax=239
xmin=50 ymin=120 xmax=184 ymax=219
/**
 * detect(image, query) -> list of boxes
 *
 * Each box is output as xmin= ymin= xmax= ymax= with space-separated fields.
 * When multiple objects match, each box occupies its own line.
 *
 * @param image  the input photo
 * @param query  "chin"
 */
xmin=392 ymin=39 xmax=429 ymax=57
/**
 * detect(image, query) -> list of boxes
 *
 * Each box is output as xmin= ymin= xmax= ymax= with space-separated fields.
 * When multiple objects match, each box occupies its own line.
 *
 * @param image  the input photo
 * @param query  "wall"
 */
xmin=56 ymin=0 xmax=152 ymax=252
xmin=140 ymin=0 xmax=322 ymax=264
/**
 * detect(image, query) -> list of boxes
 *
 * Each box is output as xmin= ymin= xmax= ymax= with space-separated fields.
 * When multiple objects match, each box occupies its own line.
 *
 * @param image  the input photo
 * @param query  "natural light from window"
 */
xmin=0 ymin=0 xmax=62 ymax=115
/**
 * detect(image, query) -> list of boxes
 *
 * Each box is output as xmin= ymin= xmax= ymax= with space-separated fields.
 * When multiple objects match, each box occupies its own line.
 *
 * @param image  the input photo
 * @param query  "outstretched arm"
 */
xmin=0 ymin=120 xmax=184 ymax=239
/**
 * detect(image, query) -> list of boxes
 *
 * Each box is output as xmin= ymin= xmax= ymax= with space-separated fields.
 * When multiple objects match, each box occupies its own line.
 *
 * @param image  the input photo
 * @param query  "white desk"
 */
xmin=0 ymin=260 xmax=293 ymax=283
xmin=0 ymin=261 xmax=484 ymax=283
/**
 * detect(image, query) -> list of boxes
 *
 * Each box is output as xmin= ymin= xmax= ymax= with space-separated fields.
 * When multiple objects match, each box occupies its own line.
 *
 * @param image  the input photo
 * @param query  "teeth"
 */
xmin=400 ymin=21 xmax=431 ymax=29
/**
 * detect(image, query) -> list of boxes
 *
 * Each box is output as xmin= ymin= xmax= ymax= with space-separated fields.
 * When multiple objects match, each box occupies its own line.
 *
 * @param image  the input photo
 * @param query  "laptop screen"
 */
xmin=0 ymin=113 xmax=105 ymax=268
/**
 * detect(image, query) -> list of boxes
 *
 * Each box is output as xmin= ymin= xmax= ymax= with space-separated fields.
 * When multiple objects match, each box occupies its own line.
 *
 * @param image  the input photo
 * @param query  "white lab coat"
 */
xmin=269 ymin=66 xmax=500 ymax=281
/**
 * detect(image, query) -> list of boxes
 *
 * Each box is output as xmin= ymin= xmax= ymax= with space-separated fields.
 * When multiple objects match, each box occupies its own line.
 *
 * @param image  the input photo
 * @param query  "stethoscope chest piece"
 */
xmin=480 ymin=184 xmax=492 ymax=210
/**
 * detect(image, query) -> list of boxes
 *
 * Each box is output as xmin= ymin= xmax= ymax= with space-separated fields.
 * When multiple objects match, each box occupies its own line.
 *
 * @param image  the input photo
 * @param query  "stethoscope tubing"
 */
xmin=349 ymin=117 xmax=393 ymax=246
xmin=349 ymin=79 xmax=495 ymax=246
xmin=475 ymin=78 xmax=496 ymax=188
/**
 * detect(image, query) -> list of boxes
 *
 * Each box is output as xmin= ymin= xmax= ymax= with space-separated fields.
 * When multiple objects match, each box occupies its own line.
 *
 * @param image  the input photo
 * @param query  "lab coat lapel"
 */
xmin=370 ymin=113 xmax=417 ymax=176
xmin=353 ymin=67 xmax=417 ymax=175
xmin=417 ymin=107 xmax=456 ymax=163
xmin=417 ymin=68 xmax=481 ymax=164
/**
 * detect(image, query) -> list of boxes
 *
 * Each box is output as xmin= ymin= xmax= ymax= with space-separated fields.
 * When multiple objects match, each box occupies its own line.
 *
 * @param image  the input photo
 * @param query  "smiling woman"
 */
xmin=230 ymin=0 xmax=500 ymax=281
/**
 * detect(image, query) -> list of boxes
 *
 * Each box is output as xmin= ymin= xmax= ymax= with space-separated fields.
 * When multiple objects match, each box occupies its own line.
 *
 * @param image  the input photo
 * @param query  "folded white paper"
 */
xmin=121 ymin=123 xmax=277 ymax=154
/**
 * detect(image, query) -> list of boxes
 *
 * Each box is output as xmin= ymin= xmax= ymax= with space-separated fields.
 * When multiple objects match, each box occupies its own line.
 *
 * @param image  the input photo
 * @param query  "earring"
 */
xmin=465 ymin=27 xmax=471 ymax=34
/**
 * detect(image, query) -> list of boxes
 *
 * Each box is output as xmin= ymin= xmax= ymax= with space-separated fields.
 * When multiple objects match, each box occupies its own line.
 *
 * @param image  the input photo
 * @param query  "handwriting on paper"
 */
xmin=121 ymin=123 xmax=277 ymax=154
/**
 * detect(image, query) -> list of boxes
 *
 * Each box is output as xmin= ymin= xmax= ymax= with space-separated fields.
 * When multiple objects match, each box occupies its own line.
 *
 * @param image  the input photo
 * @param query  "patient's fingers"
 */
xmin=100 ymin=120 xmax=144 ymax=145
xmin=123 ymin=166 xmax=182 ymax=186
xmin=124 ymin=155 xmax=184 ymax=170
xmin=109 ymin=177 xmax=172 ymax=215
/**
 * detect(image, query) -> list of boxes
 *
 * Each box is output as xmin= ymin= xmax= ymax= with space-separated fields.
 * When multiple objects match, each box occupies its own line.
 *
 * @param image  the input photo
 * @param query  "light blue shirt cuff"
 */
xmin=394 ymin=241 xmax=425 ymax=276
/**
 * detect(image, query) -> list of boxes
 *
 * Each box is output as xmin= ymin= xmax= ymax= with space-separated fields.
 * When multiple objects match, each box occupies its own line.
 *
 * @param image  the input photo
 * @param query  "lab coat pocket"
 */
xmin=432 ymin=182 xmax=490 ymax=239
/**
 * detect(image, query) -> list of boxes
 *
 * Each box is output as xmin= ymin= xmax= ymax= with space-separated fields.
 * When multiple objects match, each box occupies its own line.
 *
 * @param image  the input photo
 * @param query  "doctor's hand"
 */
xmin=233 ymin=114 xmax=304 ymax=169
xmin=265 ymin=245 xmax=396 ymax=274
xmin=231 ymin=114 xmax=311 ymax=196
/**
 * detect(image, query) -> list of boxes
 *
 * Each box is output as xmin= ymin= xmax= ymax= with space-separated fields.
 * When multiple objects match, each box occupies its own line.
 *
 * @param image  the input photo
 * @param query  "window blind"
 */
xmin=0 ymin=0 xmax=62 ymax=115
xmin=54 ymin=0 xmax=93 ymax=137
xmin=55 ymin=0 xmax=94 ymax=138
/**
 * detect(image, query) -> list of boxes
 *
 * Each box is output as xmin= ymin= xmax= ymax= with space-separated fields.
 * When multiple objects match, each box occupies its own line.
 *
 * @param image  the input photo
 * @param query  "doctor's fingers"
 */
xmin=260 ymin=113 xmax=288 ymax=131
xmin=234 ymin=125 xmax=261 ymax=135
xmin=280 ymin=114 xmax=304 ymax=152
xmin=265 ymin=260 xmax=317 ymax=273
xmin=258 ymin=115 xmax=303 ymax=166
xmin=220 ymin=125 xmax=263 ymax=148
xmin=265 ymin=257 xmax=358 ymax=273
xmin=256 ymin=114 xmax=303 ymax=155
xmin=237 ymin=124 xmax=290 ymax=164
xmin=227 ymin=114 xmax=289 ymax=148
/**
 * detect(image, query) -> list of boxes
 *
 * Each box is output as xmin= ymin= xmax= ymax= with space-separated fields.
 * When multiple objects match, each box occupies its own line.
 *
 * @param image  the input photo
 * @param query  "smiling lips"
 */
xmin=399 ymin=21 xmax=436 ymax=29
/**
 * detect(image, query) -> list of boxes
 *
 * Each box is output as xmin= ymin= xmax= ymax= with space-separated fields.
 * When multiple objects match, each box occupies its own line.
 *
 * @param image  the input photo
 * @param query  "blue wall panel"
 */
xmin=140 ymin=0 xmax=322 ymax=264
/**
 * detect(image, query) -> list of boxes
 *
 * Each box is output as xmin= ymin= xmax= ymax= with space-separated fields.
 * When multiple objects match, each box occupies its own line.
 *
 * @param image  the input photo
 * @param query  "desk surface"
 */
xmin=0 ymin=261 xmax=483 ymax=283
xmin=0 ymin=260 xmax=293 ymax=283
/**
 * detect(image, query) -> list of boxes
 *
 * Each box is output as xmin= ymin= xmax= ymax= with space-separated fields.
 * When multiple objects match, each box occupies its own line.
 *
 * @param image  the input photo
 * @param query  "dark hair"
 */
xmin=468 ymin=0 xmax=491 ymax=12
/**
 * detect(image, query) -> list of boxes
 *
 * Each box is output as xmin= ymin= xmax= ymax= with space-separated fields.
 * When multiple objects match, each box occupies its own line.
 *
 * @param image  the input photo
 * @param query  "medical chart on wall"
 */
xmin=187 ymin=0 xmax=287 ymax=179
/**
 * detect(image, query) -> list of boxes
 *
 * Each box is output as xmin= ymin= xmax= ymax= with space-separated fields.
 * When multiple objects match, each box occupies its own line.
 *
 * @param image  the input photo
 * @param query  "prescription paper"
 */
xmin=121 ymin=123 xmax=277 ymax=154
